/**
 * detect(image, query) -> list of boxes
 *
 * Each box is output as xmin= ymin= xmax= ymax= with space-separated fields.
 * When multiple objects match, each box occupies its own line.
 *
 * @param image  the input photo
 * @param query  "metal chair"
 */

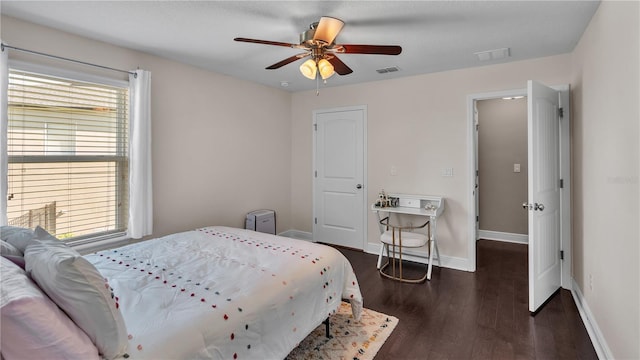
xmin=378 ymin=217 xmax=431 ymax=283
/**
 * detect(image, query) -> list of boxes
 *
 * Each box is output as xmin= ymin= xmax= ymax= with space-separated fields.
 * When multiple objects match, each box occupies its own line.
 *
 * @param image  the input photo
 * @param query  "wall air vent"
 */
xmin=376 ymin=66 xmax=400 ymax=74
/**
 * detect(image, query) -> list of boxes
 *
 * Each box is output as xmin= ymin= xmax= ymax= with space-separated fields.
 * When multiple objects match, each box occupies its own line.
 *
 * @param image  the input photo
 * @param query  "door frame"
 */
xmin=466 ymin=85 xmax=572 ymax=289
xmin=312 ymin=105 xmax=368 ymax=250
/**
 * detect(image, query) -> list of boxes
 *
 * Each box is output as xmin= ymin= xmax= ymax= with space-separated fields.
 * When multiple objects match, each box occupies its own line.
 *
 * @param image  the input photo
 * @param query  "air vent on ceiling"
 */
xmin=474 ymin=47 xmax=510 ymax=62
xmin=376 ymin=66 xmax=400 ymax=74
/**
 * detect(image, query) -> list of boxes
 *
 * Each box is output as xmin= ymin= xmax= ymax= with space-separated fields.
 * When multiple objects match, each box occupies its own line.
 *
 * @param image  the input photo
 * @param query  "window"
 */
xmin=6 ymin=69 xmax=129 ymax=243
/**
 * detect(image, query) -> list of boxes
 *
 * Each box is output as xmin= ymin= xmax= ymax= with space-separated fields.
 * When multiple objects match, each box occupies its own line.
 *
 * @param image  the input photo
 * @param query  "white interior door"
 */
xmin=313 ymin=107 xmax=365 ymax=249
xmin=474 ymin=101 xmax=480 ymax=239
xmin=527 ymin=80 xmax=562 ymax=313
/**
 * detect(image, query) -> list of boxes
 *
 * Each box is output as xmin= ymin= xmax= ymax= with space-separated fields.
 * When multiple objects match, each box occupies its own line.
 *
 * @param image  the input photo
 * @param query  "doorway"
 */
xmin=476 ymin=96 xmax=529 ymax=244
xmin=467 ymin=84 xmax=572 ymax=304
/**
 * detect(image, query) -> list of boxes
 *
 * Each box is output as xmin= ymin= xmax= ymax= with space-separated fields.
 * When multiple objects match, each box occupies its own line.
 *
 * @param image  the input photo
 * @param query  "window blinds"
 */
xmin=6 ymin=70 xmax=129 ymax=241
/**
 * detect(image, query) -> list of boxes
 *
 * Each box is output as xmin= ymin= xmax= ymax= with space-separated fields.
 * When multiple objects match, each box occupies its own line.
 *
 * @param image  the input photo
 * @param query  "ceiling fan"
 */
xmin=234 ymin=16 xmax=402 ymax=81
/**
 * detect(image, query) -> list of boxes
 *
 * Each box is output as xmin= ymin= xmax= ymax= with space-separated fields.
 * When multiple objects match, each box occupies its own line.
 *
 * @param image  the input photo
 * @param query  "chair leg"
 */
xmin=434 ymin=240 xmax=441 ymax=266
xmin=398 ymin=233 xmax=403 ymax=281
xmin=390 ymin=242 xmax=396 ymax=279
xmin=427 ymin=239 xmax=434 ymax=280
xmin=377 ymin=244 xmax=385 ymax=269
xmin=427 ymin=238 xmax=441 ymax=280
xmin=426 ymin=222 xmax=437 ymax=280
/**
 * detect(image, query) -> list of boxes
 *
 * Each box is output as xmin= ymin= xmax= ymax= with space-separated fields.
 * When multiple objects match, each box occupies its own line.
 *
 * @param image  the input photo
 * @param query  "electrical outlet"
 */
xmin=390 ymin=166 xmax=397 ymax=176
xmin=441 ymin=168 xmax=453 ymax=177
xmin=514 ymin=163 xmax=521 ymax=173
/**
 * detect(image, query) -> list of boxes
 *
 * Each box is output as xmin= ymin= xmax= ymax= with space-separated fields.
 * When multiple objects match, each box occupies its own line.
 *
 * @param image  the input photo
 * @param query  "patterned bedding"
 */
xmin=85 ymin=226 xmax=363 ymax=359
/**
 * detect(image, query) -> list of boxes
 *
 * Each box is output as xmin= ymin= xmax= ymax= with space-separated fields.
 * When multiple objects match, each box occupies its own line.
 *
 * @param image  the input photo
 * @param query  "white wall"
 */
xmin=1 ymin=16 xmax=293 ymax=238
xmin=570 ymin=1 xmax=639 ymax=358
xmin=291 ymin=55 xmax=571 ymax=261
xmin=4 ymin=4 xmax=639 ymax=357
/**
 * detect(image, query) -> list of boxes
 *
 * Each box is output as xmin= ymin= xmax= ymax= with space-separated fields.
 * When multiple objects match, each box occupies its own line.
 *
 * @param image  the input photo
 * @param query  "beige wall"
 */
xmin=570 ymin=1 xmax=639 ymax=358
xmin=477 ymin=98 xmax=528 ymax=235
xmin=3 ymin=3 xmax=640 ymax=357
xmin=1 ymin=16 xmax=293 ymax=238
xmin=291 ymin=55 xmax=571 ymax=259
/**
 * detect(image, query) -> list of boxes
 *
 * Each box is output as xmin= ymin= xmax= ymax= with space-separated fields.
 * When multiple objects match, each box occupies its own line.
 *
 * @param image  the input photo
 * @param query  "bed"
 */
xmin=0 ymin=225 xmax=363 ymax=360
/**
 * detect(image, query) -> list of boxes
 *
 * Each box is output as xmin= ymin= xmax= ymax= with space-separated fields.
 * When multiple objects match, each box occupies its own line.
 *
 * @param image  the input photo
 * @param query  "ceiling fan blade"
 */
xmin=327 ymin=55 xmax=353 ymax=76
xmin=333 ymin=44 xmax=402 ymax=55
xmin=313 ymin=17 xmax=344 ymax=44
xmin=234 ymin=37 xmax=298 ymax=48
xmin=266 ymin=53 xmax=309 ymax=70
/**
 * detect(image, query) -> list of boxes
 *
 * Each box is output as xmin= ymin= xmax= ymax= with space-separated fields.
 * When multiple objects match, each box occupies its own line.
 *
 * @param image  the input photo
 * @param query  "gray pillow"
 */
xmin=1 ymin=240 xmax=23 ymax=257
xmin=25 ymin=233 xmax=129 ymax=359
xmin=1 ymin=226 xmax=35 ymax=253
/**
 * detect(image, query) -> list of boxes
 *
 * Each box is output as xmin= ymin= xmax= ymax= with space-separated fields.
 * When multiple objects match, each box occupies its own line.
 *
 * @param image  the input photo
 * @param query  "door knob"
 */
xmin=524 ymin=202 xmax=545 ymax=211
xmin=356 ymin=184 xmax=363 ymax=189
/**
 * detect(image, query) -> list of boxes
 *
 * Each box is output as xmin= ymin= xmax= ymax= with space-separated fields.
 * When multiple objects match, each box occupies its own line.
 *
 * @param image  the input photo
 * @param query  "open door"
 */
xmin=526 ymin=81 xmax=562 ymax=313
xmin=474 ymin=101 xmax=480 ymax=240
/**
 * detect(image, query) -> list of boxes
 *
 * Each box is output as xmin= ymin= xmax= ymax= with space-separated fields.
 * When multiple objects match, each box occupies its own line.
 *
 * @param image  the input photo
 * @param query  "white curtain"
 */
xmin=128 ymin=69 xmax=153 ymax=239
xmin=0 ymin=43 xmax=8 ymax=225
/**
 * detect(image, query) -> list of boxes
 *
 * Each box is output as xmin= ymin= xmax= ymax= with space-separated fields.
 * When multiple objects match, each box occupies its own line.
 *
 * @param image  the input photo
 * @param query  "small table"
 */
xmin=371 ymin=194 xmax=445 ymax=280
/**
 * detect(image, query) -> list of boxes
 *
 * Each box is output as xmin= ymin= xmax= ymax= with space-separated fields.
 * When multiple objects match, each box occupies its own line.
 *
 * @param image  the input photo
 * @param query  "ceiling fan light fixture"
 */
xmin=300 ymin=58 xmax=317 ymax=79
xmin=235 ymin=16 xmax=401 ymax=83
xmin=317 ymin=58 xmax=335 ymax=80
xmin=313 ymin=17 xmax=344 ymax=44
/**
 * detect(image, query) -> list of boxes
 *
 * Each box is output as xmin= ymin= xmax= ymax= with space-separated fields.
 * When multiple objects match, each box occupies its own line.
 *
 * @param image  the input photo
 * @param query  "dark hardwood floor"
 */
xmin=335 ymin=240 xmax=598 ymax=359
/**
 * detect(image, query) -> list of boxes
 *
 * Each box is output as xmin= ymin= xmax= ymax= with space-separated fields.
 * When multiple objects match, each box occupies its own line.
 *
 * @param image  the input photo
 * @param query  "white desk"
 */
xmin=372 ymin=194 xmax=444 ymax=280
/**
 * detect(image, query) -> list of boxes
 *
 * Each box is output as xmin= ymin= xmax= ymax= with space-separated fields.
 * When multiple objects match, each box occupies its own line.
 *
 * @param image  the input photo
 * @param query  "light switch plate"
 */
xmin=442 ymin=168 xmax=453 ymax=177
xmin=514 ymin=164 xmax=521 ymax=173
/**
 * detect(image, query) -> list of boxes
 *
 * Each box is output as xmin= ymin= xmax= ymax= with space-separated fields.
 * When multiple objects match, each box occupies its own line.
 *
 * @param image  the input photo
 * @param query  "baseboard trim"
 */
xmin=365 ymin=242 xmax=470 ymax=272
xmin=571 ymin=278 xmax=613 ymax=360
xmin=281 ymin=230 xmax=470 ymax=272
xmin=478 ymin=230 xmax=528 ymax=244
xmin=278 ymin=229 xmax=313 ymax=241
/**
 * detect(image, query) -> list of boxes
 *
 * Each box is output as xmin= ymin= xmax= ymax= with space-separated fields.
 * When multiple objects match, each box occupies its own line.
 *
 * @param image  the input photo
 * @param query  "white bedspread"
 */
xmin=85 ymin=226 xmax=363 ymax=360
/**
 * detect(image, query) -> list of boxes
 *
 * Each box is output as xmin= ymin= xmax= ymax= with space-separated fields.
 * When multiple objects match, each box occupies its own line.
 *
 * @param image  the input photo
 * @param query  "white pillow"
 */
xmin=0 ymin=225 xmax=30 ymax=241
xmin=1 ymin=226 xmax=35 ymax=252
xmin=33 ymin=225 xmax=61 ymax=242
xmin=25 ymin=239 xmax=129 ymax=359
xmin=1 ymin=240 xmax=23 ymax=257
xmin=0 ymin=256 xmax=100 ymax=360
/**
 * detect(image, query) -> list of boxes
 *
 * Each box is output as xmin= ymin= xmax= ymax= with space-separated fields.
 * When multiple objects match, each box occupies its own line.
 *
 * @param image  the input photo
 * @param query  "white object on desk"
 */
xmin=372 ymin=194 xmax=445 ymax=280
xmin=398 ymin=197 xmax=421 ymax=208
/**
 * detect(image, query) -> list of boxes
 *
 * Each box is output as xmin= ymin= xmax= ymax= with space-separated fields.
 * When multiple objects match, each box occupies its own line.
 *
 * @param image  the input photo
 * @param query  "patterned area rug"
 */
xmin=286 ymin=302 xmax=399 ymax=360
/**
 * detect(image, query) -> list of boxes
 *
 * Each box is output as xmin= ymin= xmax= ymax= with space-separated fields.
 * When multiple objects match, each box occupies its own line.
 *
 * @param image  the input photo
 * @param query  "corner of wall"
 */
xmin=570 ymin=278 xmax=613 ymax=360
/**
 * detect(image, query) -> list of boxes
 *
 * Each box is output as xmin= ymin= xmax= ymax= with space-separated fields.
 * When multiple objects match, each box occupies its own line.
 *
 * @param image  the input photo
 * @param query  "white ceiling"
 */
xmin=1 ymin=1 xmax=600 ymax=92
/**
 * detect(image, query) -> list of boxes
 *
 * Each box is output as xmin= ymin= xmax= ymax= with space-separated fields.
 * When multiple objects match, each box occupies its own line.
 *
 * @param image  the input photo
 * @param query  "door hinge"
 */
xmin=314 ymin=170 xmax=317 ymax=178
xmin=476 ymin=170 xmax=479 ymax=176
xmin=315 ymin=217 xmax=317 ymax=224
xmin=475 ymin=123 xmax=479 ymax=131
xmin=313 ymin=123 xmax=317 ymax=131
xmin=560 ymin=250 xmax=564 ymax=260
xmin=558 ymin=107 xmax=564 ymax=118
xmin=560 ymin=179 xmax=564 ymax=188
xmin=476 ymin=215 xmax=479 ymax=222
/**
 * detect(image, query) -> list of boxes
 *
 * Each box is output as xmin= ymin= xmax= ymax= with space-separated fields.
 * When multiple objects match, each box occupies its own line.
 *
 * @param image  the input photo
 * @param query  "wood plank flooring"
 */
xmin=334 ymin=240 xmax=598 ymax=359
